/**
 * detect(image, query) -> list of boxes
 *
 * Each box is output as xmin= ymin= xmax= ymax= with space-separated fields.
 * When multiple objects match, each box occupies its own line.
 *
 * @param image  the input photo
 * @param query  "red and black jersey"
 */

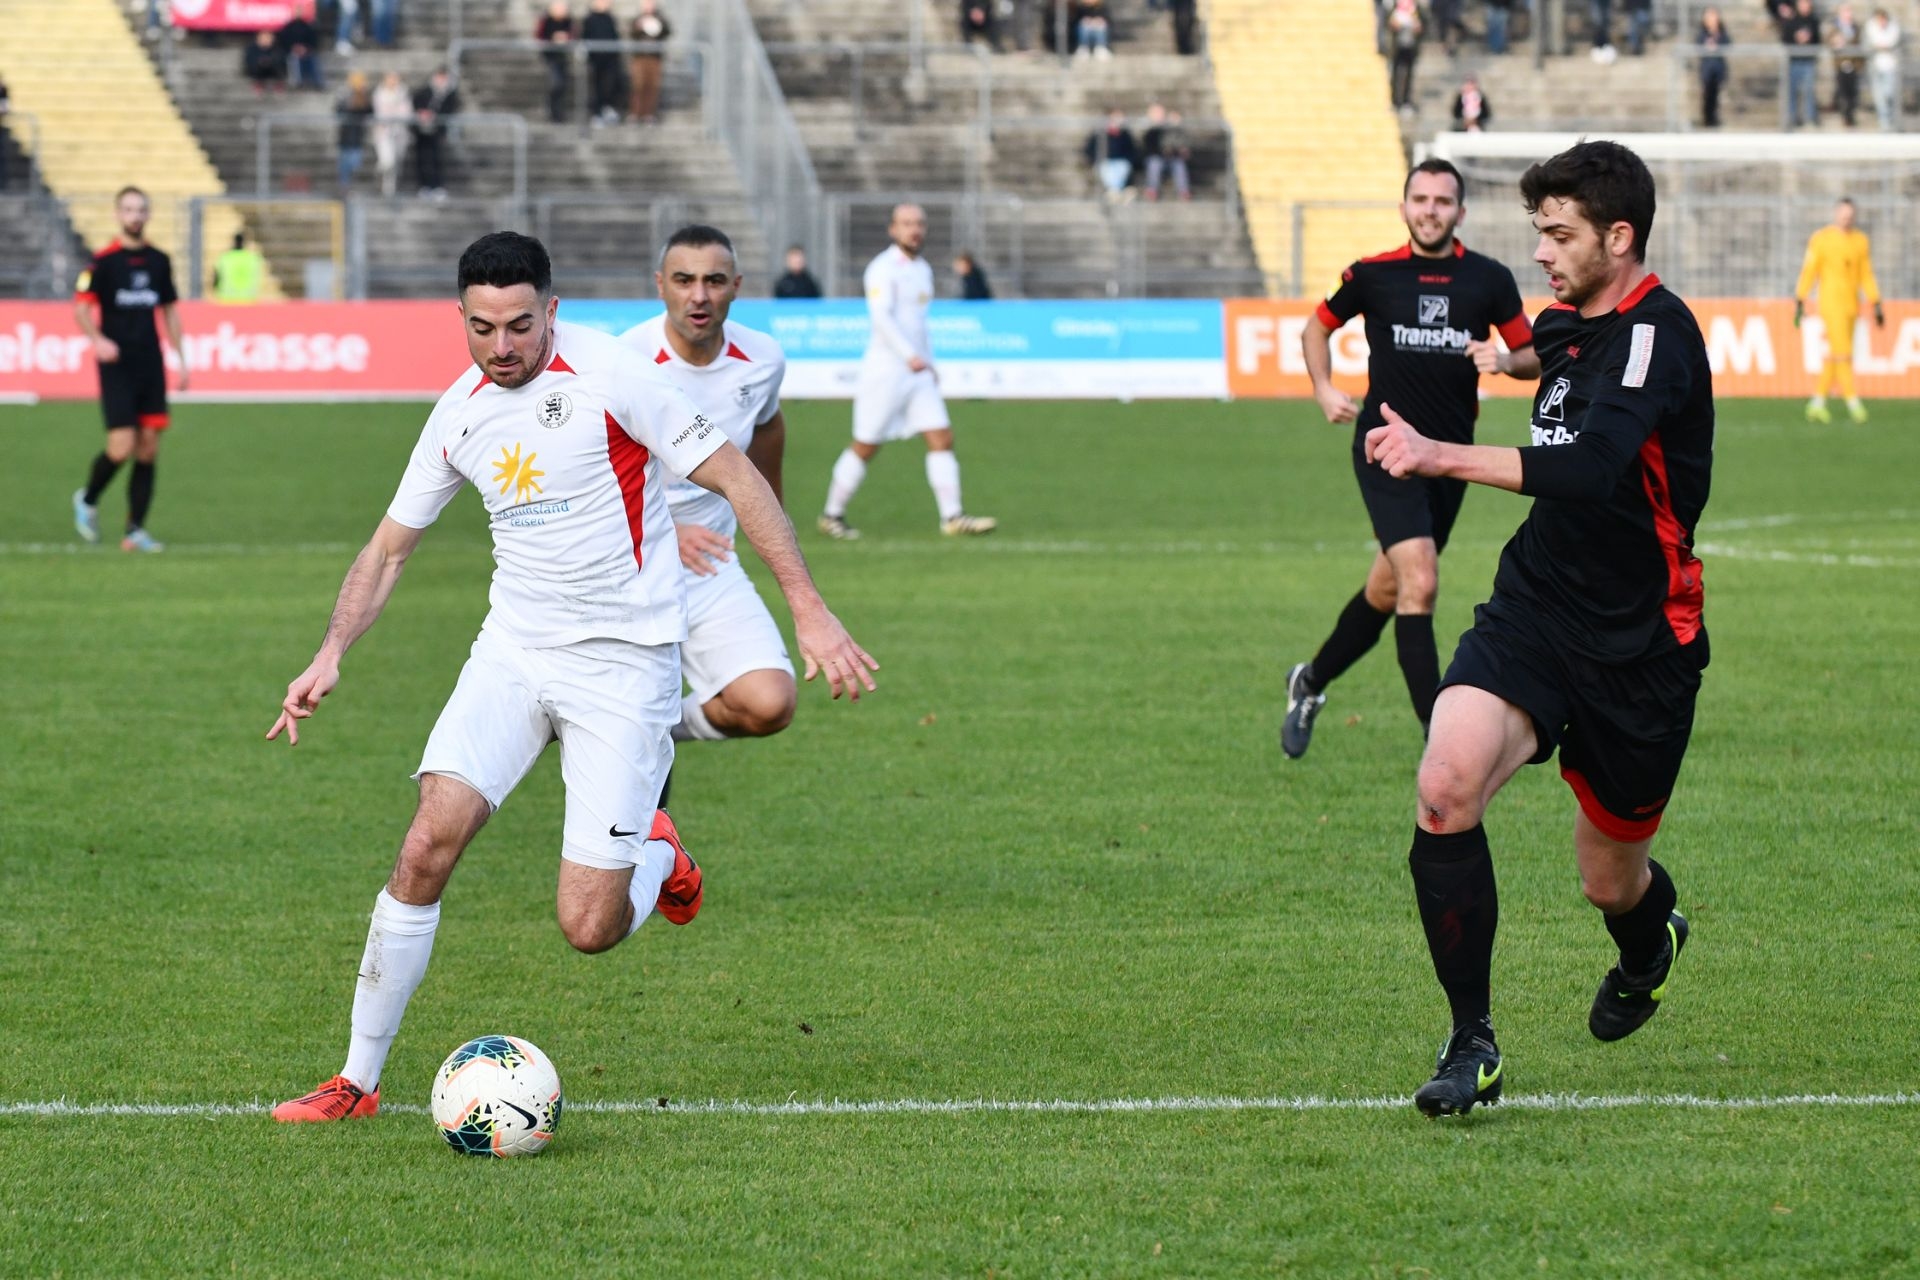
xmin=75 ymin=241 xmax=178 ymax=357
xmin=1491 ymin=275 xmax=1715 ymax=663
xmin=1316 ymin=239 xmax=1532 ymax=444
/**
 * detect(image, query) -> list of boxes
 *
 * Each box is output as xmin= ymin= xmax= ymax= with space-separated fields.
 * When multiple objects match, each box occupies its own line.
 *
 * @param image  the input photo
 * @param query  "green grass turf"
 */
xmin=2 ymin=395 xmax=1918 ymax=1276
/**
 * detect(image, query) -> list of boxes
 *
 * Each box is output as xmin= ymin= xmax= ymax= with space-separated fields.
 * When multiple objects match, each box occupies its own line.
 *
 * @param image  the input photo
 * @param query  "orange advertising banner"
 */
xmin=1224 ymin=298 xmax=1920 ymax=400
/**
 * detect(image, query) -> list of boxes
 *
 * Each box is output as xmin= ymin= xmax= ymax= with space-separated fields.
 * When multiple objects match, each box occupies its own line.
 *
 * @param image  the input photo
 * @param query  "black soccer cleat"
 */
xmin=1412 ymin=1022 xmax=1504 ymax=1118
xmin=1589 ymin=911 xmax=1688 ymax=1043
xmin=1280 ymin=662 xmax=1326 ymax=759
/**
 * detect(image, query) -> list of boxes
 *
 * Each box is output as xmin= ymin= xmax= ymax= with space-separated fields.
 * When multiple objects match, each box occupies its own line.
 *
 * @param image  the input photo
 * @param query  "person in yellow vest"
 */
xmin=1794 ymin=197 xmax=1884 ymax=423
xmin=213 ymin=231 xmax=265 ymax=304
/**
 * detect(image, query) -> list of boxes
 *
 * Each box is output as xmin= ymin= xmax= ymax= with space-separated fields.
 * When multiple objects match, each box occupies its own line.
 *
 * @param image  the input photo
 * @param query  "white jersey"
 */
xmin=862 ymin=246 xmax=935 ymax=369
xmin=386 ymin=320 xmax=725 ymax=649
xmin=619 ymin=315 xmax=786 ymax=540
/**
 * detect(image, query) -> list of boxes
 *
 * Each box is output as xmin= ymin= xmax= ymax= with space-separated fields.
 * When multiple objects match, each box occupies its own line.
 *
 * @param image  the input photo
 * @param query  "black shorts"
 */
xmin=99 ymin=356 xmax=169 ymax=431
xmin=1439 ymin=598 xmax=1708 ymax=841
xmin=1351 ymin=437 xmax=1468 ymax=551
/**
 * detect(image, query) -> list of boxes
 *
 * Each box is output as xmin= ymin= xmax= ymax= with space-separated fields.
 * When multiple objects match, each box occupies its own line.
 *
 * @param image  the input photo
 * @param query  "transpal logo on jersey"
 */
xmin=1418 ymin=294 xmax=1451 ymax=327
xmin=1530 ymin=377 xmax=1578 ymax=445
xmin=1392 ymin=293 xmax=1470 ymax=353
xmin=536 ymin=391 xmax=573 ymax=430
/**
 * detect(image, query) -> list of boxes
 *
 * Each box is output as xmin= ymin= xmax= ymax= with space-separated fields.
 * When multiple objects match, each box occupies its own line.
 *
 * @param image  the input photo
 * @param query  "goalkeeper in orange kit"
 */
xmin=1795 ymin=197 xmax=1884 ymax=424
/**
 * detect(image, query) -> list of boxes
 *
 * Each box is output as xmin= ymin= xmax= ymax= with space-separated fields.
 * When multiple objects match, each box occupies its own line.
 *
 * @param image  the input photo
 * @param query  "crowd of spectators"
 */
xmin=1767 ymin=0 xmax=1901 ymax=129
xmin=1082 ymin=101 xmax=1193 ymax=201
xmin=533 ymin=0 xmax=673 ymax=126
xmin=960 ymin=0 xmax=1201 ymax=57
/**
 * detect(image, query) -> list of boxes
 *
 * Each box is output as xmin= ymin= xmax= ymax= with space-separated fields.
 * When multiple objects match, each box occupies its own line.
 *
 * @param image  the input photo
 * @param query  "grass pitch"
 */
xmin=3 ymin=395 xmax=1919 ymax=1277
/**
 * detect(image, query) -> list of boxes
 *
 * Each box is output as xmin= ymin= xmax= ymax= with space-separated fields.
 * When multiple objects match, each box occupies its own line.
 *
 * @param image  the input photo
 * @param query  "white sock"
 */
xmin=624 ymin=836 xmax=678 ymax=937
xmin=671 ymin=693 xmax=728 ymax=742
xmin=340 ymin=889 xmax=441 ymax=1091
xmin=925 ymin=449 xmax=963 ymax=520
xmin=824 ymin=448 xmax=867 ymax=518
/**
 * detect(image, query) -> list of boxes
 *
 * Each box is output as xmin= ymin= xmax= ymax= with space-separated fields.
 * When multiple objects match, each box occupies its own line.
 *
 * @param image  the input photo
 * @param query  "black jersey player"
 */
xmin=72 ymin=186 xmax=189 ymax=553
xmin=1364 ymin=141 xmax=1713 ymax=1117
xmin=1284 ymin=160 xmax=1540 ymax=758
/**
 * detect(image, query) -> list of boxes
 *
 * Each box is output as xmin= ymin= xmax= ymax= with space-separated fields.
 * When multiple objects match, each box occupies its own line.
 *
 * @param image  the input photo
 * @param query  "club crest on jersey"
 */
xmin=536 ymin=391 xmax=573 ymax=430
xmin=1418 ymin=294 xmax=1451 ymax=327
xmin=735 ymin=383 xmax=756 ymax=407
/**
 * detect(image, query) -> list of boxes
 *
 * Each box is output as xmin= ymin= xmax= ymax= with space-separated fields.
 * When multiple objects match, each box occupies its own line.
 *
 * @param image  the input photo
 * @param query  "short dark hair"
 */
xmin=232 ymin=232 xmax=247 ymax=250
xmin=1837 ymin=195 xmax=1857 ymax=208
xmin=1404 ymin=158 xmax=1464 ymax=200
xmin=658 ymin=224 xmax=736 ymax=272
xmin=114 ymin=185 xmax=147 ymax=205
xmin=1519 ymin=140 xmax=1656 ymax=263
xmin=457 ymin=231 xmax=551 ymax=296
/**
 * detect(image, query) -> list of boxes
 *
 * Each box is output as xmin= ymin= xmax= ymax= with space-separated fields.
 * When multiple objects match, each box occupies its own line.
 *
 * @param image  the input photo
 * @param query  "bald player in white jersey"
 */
xmin=620 ymin=225 xmax=800 ymax=751
xmin=266 ymin=232 xmax=877 ymax=1125
xmin=818 ymin=202 xmax=997 ymax=540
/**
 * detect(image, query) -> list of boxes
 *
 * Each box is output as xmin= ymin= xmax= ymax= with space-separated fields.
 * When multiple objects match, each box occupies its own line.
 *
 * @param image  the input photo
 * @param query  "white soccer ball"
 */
xmin=430 ymin=1034 xmax=563 ymax=1158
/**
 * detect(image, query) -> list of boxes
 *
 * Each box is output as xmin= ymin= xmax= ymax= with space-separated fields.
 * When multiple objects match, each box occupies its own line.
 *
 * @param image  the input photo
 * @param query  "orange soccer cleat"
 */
xmin=270 ymin=1074 xmax=380 ymax=1123
xmin=651 ymin=810 xmax=703 ymax=925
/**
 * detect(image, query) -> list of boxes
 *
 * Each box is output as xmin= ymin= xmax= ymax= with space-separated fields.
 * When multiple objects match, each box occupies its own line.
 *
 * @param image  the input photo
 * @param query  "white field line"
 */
xmin=4 ymin=1092 xmax=1918 ymax=1121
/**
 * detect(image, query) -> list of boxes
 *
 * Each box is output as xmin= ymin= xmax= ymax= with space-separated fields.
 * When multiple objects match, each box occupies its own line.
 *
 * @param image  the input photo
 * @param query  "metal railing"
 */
xmin=251 ymin=110 xmax=529 ymax=200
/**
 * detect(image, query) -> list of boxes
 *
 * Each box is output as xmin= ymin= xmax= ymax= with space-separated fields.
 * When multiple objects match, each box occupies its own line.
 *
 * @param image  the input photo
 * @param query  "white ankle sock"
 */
xmin=340 ymin=889 xmax=441 ymax=1091
xmin=671 ymin=693 xmax=728 ymax=742
xmin=824 ymin=448 xmax=867 ymax=518
xmin=624 ymin=835 xmax=678 ymax=936
xmin=925 ymin=450 xmax=963 ymax=520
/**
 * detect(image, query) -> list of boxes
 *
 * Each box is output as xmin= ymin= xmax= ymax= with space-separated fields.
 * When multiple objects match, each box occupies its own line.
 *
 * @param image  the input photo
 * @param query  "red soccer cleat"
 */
xmin=651 ymin=810 xmax=703 ymax=925
xmin=270 ymin=1074 xmax=380 ymax=1123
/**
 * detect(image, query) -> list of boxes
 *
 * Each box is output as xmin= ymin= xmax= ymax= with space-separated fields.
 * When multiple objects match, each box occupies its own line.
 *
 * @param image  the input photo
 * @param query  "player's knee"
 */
xmin=555 ymin=900 xmax=625 ymax=954
xmin=1415 ymin=756 xmax=1484 ymax=832
xmin=1580 ymin=870 xmax=1641 ymax=914
xmin=1393 ymin=564 xmax=1438 ymax=612
xmin=723 ymin=682 xmax=796 ymax=737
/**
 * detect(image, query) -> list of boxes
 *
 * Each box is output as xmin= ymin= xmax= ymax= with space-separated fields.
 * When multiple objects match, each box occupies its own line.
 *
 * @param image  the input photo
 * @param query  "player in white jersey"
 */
xmin=818 ymin=202 xmax=997 ymax=540
xmin=620 ymin=225 xmax=799 ymax=754
xmin=265 ymin=233 xmax=877 ymax=1124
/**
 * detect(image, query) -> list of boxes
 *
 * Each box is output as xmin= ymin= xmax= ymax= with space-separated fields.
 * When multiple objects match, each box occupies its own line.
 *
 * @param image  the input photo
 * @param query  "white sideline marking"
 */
xmin=1695 ymin=542 xmax=1920 ymax=570
xmin=4 ymin=1092 xmax=1917 ymax=1120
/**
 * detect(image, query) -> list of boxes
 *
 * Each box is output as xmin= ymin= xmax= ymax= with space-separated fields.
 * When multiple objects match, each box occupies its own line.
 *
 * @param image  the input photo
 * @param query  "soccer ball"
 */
xmin=430 ymin=1034 xmax=563 ymax=1158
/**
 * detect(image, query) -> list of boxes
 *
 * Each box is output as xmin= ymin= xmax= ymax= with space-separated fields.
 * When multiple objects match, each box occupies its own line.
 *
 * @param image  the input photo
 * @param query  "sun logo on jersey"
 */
xmin=492 ymin=443 xmax=545 ymax=505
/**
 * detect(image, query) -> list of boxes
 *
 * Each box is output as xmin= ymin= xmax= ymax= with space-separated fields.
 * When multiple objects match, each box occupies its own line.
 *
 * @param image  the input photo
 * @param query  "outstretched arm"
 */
xmin=1302 ymin=314 xmax=1358 ymax=424
xmin=689 ymin=442 xmax=878 ymax=700
xmin=267 ymin=516 xmax=426 ymax=744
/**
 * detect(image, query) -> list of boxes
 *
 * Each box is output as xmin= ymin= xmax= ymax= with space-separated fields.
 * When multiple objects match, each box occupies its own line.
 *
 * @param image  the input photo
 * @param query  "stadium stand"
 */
xmin=0 ymin=116 xmax=89 ymax=300
xmin=0 ymin=0 xmax=279 ymax=298
xmin=1209 ymin=0 xmax=1409 ymax=297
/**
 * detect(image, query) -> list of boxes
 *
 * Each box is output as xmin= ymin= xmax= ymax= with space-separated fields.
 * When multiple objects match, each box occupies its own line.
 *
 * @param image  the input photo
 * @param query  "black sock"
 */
xmin=1408 ymin=824 xmax=1498 ymax=1032
xmin=84 ymin=453 xmax=123 ymax=506
xmin=128 ymin=461 xmax=156 ymax=531
xmin=1305 ymin=590 xmax=1393 ymax=692
xmin=1604 ymin=858 xmax=1677 ymax=980
xmin=1394 ymin=613 xmax=1441 ymax=726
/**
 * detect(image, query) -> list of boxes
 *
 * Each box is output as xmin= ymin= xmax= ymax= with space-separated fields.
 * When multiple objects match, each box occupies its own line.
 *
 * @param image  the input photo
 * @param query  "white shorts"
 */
xmin=852 ymin=364 xmax=950 ymax=444
xmin=680 ymin=553 xmax=793 ymax=702
xmin=415 ymin=629 xmax=679 ymax=872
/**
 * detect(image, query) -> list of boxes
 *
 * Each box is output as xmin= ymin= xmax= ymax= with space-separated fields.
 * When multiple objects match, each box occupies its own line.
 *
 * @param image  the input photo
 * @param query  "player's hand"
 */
xmin=92 ymin=336 xmax=120 ymax=364
xmin=266 ymin=657 xmax=341 ymax=746
xmin=1365 ymin=403 xmax=1440 ymax=479
xmin=907 ymin=355 xmax=930 ymax=374
xmin=1465 ymin=338 xmax=1505 ymax=375
xmin=174 ymin=364 xmax=191 ymax=393
xmin=676 ymin=522 xmax=733 ymax=575
xmin=1875 ymin=303 xmax=1887 ymax=329
xmin=794 ymin=605 xmax=879 ymax=702
xmin=1793 ymin=301 xmax=1804 ymax=328
xmin=1314 ymin=385 xmax=1358 ymax=425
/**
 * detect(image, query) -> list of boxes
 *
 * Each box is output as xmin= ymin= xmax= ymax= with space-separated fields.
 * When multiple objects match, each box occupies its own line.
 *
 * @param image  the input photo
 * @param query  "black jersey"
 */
xmin=75 ymin=241 xmax=178 ymax=357
xmin=1316 ymin=239 xmax=1532 ymax=444
xmin=1490 ymin=275 xmax=1714 ymax=663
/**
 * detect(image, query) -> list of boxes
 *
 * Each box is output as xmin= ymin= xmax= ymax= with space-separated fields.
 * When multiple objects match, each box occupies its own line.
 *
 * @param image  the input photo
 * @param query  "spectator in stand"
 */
xmin=1431 ymin=0 xmax=1462 ymax=56
xmin=244 ymin=29 xmax=288 ymax=96
xmin=953 ymin=252 xmax=993 ymax=300
xmin=774 ymin=246 xmax=823 ymax=298
xmin=411 ymin=67 xmax=459 ymax=199
xmin=1085 ymin=107 xmax=1137 ymax=199
xmin=1698 ymin=7 xmax=1731 ymax=126
xmin=1867 ymin=7 xmax=1901 ymax=129
xmin=1171 ymin=0 xmax=1199 ymax=53
xmin=1384 ymin=0 xmax=1424 ymax=111
xmin=1075 ymin=0 xmax=1114 ymax=60
xmin=1452 ymin=73 xmax=1491 ymax=129
xmin=1485 ymin=0 xmax=1514 ymax=53
xmin=1624 ymin=0 xmax=1653 ymax=54
xmin=1141 ymin=103 xmax=1192 ymax=201
xmin=1784 ymin=0 xmax=1822 ymax=128
xmin=337 ymin=71 xmax=373 ymax=189
xmin=279 ymin=2 xmax=324 ymax=90
xmin=335 ymin=0 xmax=361 ymax=53
xmin=582 ymin=0 xmax=624 ymax=126
xmin=1831 ymin=3 xmax=1866 ymax=125
xmin=373 ymin=69 xmax=412 ymax=196
xmin=1589 ymin=0 xmax=1617 ymax=62
xmin=628 ymin=0 xmax=671 ymax=124
xmin=961 ymin=0 xmax=998 ymax=47
xmin=537 ymin=1 xmax=576 ymax=124
xmin=212 ymin=232 xmax=265 ymax=303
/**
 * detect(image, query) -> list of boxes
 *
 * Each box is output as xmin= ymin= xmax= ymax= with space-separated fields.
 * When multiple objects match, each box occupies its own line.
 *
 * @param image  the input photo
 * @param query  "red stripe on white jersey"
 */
xmin=605 ymin=410 xmax=651 ymax=570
